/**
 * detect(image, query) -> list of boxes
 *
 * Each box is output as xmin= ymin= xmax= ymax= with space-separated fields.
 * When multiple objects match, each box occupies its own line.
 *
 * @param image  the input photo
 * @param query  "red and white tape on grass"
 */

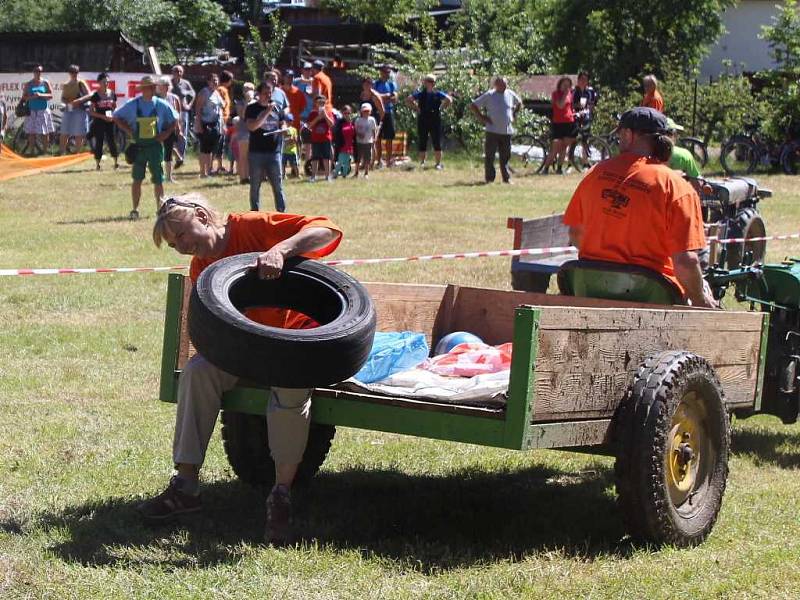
xmin=1 ymin=232 xmax=799 ymax=276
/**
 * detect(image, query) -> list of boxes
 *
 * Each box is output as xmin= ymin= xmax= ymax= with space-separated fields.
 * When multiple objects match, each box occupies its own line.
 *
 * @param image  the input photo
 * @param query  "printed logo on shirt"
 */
xmin=601 ymin=188 xmax=630 ymax=217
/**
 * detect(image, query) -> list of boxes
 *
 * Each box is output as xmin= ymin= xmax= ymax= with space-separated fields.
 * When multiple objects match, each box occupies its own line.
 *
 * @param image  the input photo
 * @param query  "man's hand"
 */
xmin=482 ymin=114 xmax=493 ymax=125
xmin=254 ymin=248 xmax=285 ymax=279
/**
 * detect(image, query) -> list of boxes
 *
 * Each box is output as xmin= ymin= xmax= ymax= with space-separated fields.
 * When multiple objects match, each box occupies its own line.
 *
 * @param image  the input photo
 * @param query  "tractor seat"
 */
xmin=557 ymin=259 xmax=684 ymax=305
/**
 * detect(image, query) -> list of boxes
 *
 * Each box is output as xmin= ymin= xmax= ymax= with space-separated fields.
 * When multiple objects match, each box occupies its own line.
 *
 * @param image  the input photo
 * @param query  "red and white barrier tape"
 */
xmin=1 ymin=232 xmax=799 ymax=276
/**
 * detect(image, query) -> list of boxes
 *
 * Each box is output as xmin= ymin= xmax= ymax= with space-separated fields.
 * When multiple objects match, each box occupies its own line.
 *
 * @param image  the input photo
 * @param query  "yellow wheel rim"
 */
xmin=666 ymin=391 xmax=710 ymax=508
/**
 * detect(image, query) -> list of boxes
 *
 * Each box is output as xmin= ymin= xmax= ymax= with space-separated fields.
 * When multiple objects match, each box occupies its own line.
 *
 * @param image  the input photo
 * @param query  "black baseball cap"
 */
xmin=614 ymin=107 xmax=669 ymax=134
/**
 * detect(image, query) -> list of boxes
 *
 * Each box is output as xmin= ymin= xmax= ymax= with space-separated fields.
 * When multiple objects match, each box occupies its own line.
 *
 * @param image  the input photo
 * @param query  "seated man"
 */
xmin=563 ymin=107 xmax=715 ymax=308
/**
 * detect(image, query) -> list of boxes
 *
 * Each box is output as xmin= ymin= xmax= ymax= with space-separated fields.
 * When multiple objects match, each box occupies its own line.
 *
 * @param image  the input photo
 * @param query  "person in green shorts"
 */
xmin=113 ymin=75 xmax=178 ymax=219
xmin=665 ymin=117 xmax=701 ymax=178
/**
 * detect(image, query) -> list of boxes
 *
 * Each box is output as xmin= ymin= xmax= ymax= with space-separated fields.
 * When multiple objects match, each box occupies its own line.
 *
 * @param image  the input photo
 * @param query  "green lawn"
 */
xmin=2 ymin=155 xmax=800 ymax=599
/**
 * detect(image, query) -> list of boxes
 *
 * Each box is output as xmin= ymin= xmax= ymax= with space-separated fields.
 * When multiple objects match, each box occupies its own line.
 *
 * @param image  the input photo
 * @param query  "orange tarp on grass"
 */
xmin=0 ymin=143 xmax=93 ymax=182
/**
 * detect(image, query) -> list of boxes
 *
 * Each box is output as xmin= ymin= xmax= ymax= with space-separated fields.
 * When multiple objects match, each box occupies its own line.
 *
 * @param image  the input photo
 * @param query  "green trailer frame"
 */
xmin=159 ymin=273 xmax=769 ymax=453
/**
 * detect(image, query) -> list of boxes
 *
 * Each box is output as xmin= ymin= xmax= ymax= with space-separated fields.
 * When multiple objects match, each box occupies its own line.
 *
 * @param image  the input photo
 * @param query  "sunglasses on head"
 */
xmin=158 ymin=197 xmax=202 ymax=214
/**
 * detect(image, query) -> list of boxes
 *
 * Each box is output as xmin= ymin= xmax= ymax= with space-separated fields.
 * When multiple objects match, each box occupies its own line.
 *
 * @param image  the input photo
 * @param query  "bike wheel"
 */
xmin=510 ymin=134 xmax=546 ymax=175
xmin=678 ymin=137 xmax=708 ymax=168
xmin=781 ymin=141 xmax=800 ymax=175
xmin=720 ymin=138 xmax=757 ymax=176
xmin=571 ymin=135 xmax=611 ymax=172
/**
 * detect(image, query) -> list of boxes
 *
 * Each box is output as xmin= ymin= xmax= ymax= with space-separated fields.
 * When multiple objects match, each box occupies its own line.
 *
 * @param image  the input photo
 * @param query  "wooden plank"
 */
xmin=536 ymin=330 xmax=761 ymax=371
xmin=361 ymin=282 xmax=447 ymax=346
xmin=526 ymin=419 xmax=612 ymax=449
xmin=533 ymin=365 xmax=758 ymax=421
xmin=536 ymin=306 xmax=763 ymax=332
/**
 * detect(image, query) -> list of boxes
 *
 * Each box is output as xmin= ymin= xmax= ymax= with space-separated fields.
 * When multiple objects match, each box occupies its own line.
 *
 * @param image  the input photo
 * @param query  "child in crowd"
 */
xmin=306 ymin=94 xmax=334 ymax=182
xmin=282 ymin=115 xmax=300 ymax=179
xmin=354 ymin=102 xmax=378 ymax=179
xmin=333 ymin=104 xmax=355 ymax=178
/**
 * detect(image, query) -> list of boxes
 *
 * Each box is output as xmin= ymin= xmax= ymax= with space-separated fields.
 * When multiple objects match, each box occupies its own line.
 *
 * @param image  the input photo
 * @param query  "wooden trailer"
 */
xmin=160 ymin=274 xmax=768 ymax=546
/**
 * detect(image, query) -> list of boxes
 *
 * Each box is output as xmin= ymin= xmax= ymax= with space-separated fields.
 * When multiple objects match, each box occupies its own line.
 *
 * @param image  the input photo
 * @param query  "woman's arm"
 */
xmin=371 ymin=90 xmax=385 ymax=120
xmin=441 ymin=92 xmax=453 ymax=110
xmin=253 ymin=227 xmax=340 ymax=279
xmin=405 ymin=94 xmax=419 ymax=112
xmin=554 ymin=91 xmax=567 ymax=109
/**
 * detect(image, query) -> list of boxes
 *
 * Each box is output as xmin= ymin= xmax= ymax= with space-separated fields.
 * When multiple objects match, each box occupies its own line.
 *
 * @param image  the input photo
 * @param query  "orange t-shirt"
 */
xmin=190 ymin=211 xmax=343 ymax=329
xmin=641 ymin=90 xmax=664 ymax=112
xmin=312 ymin=72 xmax=334 ymax=110
xmin=284 ymin=85 xmax=307 ymax=129
xmin=563 ymin=153 xmax=705 ymax=291
xmin=217 ymin=85 xmax=231 ymax=121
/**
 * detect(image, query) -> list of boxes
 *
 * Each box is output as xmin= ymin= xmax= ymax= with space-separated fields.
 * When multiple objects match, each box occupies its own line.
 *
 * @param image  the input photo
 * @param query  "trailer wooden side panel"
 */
xmin=530 ymin=307 xmax=765 ymax=422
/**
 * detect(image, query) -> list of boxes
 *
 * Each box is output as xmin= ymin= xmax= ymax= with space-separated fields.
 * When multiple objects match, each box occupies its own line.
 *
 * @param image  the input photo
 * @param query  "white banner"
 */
xmin=0 ymin=71 xmax=151 ymax=121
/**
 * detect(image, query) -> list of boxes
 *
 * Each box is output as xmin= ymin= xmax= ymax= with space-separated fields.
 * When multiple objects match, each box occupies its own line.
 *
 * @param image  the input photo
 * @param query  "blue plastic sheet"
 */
xmin=353 ymin=331 xmax=429 ymax=384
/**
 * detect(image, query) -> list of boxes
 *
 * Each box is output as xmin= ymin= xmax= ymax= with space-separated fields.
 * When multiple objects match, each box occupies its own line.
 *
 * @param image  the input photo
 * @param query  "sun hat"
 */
xmin=137 ymin=75 xmax=157 ymax=88
xmin=360 ymin=103 xmax=372 ymax=112
xmin=614 ymin=107 xmax=669 ymax=134
xmin=302 ymin=61 xmax=312 ymax=69
xmin=312 ymin=59 xmax=325 ymax=68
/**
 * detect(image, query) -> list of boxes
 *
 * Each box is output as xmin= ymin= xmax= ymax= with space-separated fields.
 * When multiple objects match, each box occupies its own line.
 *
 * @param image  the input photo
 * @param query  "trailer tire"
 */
xmin=189 ymin=254 xmax=376 ymax=388
xmin=613 ymin=350 xmax=729 ymax=547
xmin=221 ymin=411 xmax=335 ymax=488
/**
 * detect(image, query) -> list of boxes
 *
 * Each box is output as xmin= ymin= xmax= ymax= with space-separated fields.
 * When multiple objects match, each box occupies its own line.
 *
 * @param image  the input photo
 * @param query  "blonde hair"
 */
xmin=643 ymin=74 xmax=658 ymax=88
xmin=152 ymin=193 xmax=224 ymax=248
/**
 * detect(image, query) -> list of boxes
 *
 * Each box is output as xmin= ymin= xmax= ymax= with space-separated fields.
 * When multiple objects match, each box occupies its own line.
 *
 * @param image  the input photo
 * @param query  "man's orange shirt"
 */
xmin=642 ymin=90 xmax=664 ymax=112
xmin=312 ymin=72 xmax=334 ymax=110
xmin=190 ymin=212 xmax=343 ymax=328
xmin=217 ymin=85 xmax=231 ymax=121
xmin=563 ymin=153 xmax=705 ymax=291
xmin=284 ymin=85 xmax=307 ymax=129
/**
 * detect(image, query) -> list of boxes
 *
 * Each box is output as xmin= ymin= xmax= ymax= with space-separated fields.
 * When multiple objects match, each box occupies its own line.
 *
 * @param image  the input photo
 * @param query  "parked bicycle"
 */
xmin=721 ymin=122 xmax=800 ymax=176
xmin=510 ymin=123 xmax=611 ymax=176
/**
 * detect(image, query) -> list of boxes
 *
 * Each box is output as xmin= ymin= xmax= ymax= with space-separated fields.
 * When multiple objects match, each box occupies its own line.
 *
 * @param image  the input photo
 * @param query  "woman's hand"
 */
xmin=254 ymin=248 xmax=284 ymax=279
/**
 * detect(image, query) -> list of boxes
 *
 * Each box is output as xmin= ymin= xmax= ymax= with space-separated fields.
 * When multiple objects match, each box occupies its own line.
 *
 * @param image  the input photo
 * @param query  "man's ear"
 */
xmin=196 ymin=207 xmax=209 ymax=225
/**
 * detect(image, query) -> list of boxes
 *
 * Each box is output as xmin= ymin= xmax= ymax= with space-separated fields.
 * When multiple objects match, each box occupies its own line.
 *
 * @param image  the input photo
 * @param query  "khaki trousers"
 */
xmin=172 ymin=354 xmax=312 ymax=466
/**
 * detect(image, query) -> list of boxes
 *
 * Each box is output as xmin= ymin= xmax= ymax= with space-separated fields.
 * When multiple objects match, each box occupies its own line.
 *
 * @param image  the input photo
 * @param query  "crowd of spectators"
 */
xmin=12 ymin=62 xmax=698 ymax=218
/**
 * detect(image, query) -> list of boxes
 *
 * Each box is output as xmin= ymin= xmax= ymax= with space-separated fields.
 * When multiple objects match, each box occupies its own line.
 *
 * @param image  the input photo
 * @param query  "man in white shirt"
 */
xmin=470 ymin=76 xmax=522 ymax=184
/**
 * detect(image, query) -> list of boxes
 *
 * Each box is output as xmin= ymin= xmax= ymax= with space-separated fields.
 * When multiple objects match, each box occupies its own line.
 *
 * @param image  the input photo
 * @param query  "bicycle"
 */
xmin=720 ymin=122 xmax=799 ymax=176
xmin=677 ymin=135 xmax=708 ymax=168
xmin=567 ymin=120 xmax=613 ymax=173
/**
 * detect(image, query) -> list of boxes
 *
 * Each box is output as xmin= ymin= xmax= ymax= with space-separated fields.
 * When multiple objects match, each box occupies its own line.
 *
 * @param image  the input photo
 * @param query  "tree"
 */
xmin=321 ymin=0 xmax=435 ymax=29
xmin=760 ymin=0 xmax=800 ymax=139
xmin=448 ymin=0 xmax=552 ymax=74
xmin=543 ymin=0 xmax=736 ymax=89
xmin=1 ymin=0 xmax=229 ymax=64
xmin=240 ymin=13 xmax=291 ymax=83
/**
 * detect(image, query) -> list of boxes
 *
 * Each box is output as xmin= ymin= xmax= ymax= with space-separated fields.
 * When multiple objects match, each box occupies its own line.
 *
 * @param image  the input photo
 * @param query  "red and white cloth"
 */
xmin=422 ymin=342 xmax=513 ymax=377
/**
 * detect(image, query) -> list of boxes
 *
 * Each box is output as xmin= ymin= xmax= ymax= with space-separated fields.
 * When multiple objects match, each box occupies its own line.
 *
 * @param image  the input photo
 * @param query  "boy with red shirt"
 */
xmin=307 ymin=94 xmax=334 ymax=182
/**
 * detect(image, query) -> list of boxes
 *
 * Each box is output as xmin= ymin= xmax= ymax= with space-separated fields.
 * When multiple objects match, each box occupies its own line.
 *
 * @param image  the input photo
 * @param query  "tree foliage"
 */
xmin=543 ymin=0 xmax=736 ymax=89
xmin=320 ymin=0 xmax=436 ymax=29
xmin=240 ymin=13 xmax=291 ymax=83
xmin=0 ymin=0 xmax=229 ymax=63
xmin=759 ymin=0 xmax=800 ymax=139
xmin=448 ymin=0 xmax=552 ymax=75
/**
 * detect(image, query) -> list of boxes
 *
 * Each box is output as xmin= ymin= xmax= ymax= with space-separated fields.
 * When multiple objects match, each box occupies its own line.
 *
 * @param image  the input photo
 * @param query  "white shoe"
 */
xmin=435 ymin=163 xmax=444 ymax=171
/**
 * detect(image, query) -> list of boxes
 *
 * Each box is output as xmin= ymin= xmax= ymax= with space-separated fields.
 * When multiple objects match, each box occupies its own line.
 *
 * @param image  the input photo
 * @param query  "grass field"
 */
xmin=3 ymin=154 xmax=800 ymax=599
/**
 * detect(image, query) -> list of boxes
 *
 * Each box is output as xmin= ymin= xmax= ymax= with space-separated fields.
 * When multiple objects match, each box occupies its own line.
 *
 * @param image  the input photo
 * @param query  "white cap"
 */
xmin=360 ymin=102 xmax=372 ymax=112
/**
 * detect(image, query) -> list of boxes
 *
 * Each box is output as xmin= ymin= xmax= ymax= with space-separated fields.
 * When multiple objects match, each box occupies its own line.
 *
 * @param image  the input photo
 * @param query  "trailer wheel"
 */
xmin=220 ymin=411 xmax=335 ymax=488
xmin=613 ymin=350 xmax=729 ymax=547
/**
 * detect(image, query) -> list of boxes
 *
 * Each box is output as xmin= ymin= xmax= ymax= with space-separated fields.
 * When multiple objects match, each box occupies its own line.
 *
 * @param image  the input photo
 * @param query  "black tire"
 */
xmin=720 ymin=137 xmax=757 ymax=175
xmin=725 ymin=207 xmax=766 ymax=268
xmin=189 ymin=254 xmax=376 ymax=388
xmin=781 ymin=141 xmax=800 ymax=175
xmin=221 ymin=411 xmax=335 ymax=487
xmin=613 ymin=351 xmax=729 ymax=547
xmin=678 ymin=136 xmax=708 ymax=168
xmin=509 ymin=134 xmax=546 ymax=175
xmin=570 ymin=135 xmax=611 ymax=172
